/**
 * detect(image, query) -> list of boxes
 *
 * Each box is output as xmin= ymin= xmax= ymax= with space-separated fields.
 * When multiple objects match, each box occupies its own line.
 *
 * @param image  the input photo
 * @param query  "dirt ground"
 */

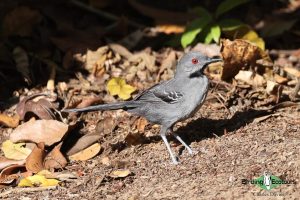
xmin=1 ymin=90 xmax=299 ymax=200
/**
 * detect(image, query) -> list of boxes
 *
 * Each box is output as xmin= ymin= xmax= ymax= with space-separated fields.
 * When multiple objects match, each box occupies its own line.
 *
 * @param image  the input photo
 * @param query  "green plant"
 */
xmin=181 ymin=0 xmax=263 ymax=48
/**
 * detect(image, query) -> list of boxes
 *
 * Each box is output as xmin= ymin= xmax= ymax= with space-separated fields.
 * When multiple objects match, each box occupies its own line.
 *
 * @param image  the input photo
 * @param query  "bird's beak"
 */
xmin=207 ymin=57 xmax=222 ymax=65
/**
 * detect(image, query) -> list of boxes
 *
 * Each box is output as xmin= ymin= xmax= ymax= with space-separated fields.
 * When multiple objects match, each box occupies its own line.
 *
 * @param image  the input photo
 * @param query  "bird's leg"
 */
xmin=160 ymin=126 xmax=179 ymax=164
xmin=172 ymin=133 xmax=194 ymax=155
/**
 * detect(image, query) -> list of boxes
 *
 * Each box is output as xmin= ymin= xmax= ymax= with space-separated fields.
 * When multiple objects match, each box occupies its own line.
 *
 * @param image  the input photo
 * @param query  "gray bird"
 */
xmin=64 ymin=52 xmax=222 ymax=164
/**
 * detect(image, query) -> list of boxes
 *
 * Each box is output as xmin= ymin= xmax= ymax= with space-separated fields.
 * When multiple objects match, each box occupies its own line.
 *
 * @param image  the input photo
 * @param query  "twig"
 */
xmin=0 ymin=186 xmax=57 ymax=198
xmin=69 ymin=0 xmax=144 ymax=29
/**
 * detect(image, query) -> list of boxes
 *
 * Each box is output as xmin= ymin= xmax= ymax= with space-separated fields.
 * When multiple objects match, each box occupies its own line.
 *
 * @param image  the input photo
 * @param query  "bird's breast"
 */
xmin=180 ymin=76 xmax=209 ymax=119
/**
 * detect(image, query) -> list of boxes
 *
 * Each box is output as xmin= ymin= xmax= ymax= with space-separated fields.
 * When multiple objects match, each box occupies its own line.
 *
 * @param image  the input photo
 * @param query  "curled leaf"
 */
xmin=25 ymin=143 xmax=45 ymax=173
xmin=0 ymin=156 xmax=25 ymax=171
xmin=16 ymin=93 xmax=57 ymax=121
xmin=44 ymin=144 xmax=67 ymax=170
xmin=107 ymin=78 xmax=136 ymax=100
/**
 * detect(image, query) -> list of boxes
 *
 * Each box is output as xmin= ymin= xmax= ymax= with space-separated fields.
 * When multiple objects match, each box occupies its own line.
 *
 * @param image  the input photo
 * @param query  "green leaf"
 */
xmin=218 ymin=19 xmax=244 ymax=31
xmin=181 ymin=17 xmax=211 ymax=47
xmin=204 ymin=31 xmax=213 ymax=44
xmin=216 ymin=0 xmax=249 ymax=18
xmin=210 ymin=24 xmax=221 ymax=43
xmin=261 ymin=19 xmax=297 ymax=37
xmin=192 ymin=6 xmax=212 ymax=20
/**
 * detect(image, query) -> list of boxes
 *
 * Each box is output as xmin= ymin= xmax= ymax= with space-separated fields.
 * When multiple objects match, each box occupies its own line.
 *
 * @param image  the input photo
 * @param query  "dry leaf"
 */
xmin=69 ymin=143 xmax=101 ymax=161
xmin=0 ymin=114 xmax=19 ymax=128
xmin=16 ymin=93 xmax=57 ymax=120
xmin=235 ymin=70 xmax=266 ymax=86
xmin=10 ymin=120 xmax=69 ymax=146
xmin=0 ymin=156 xmax=25 ymax=170
xmin=220 ymin=39 xmax=272 ymax=80
xmin=283 ymin=66 xmax=300 ymax=78
xmin=155 ymin=25 xmax=185 ymax=34
xmin=18 ymin=174 xmax=59 ymax=187
xmin=266 ymin=81 xmax=280 ymax=95
xmin=3 ymin=6 xmax=42 ymax=37
xmin=129 ymin=52 xmax=156 ymax=72
xmin=110 ymin=169 xmax=131 ymax=178
xmin=109 ymin=43 xmax=133 ymax=59
xmin=44 ymin=144 xmax=67 ymax=170
xmin=1 ymin=140 xmax=32 ymax=160
xmin=134 ymin=117 xmax=148 ymax=132
xmin=66 ymin=133 xmax=101 ymax=156
xmin=86 ymin=46 xmax=108 ymax=73
xmin=0 ymin=164 xmax=29 ymax=185
xmin=25 ymin=143 xmax=45 ymax=173
xmin=107 ymin=78 xmax=136 ymax=100
xmin=274 ymin=74 xmax=288 ymax=84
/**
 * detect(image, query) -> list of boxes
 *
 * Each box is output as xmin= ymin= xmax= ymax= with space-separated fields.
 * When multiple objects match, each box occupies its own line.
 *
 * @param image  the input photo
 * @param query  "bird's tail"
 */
xmin=63 ymin=101 xmax=137 ymax=113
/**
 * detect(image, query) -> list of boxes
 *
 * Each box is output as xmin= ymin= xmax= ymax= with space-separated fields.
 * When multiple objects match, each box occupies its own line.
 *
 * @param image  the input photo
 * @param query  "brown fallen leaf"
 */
xmin=26 ymin=143 xmax=45 ymax=173
xmin=108 ymin=43 xmax=133 ymax=59
xmin=283 ymin=66 xmax=300 ymax=78
xmin=109 ymin=169 xmax=131 ymax=178
xmin=44 ymin=144 xmax=67 ymax=170
xmin=10 ymin=119 xmax=69 ymax=146
xmin=16 ymin=93 xmax=57 ymax=120
xmin=0 ymin=156 xmax=25 ymax=171
xmin=134 ymin=117 xmax=148 ymax=133
xmin=0 ymin=114 xmax=19 ymax=128
xmin=0 ymin=164 xmax=30 ymax=185
xmin=66 ymin=133 xmax=101 ymax=156
xmin=86 ymin=46 xmax=109 ymax=73
xmin=220 ymin=39 xmax=272 ymax=80
xmin=274 ymin=74 xmax=288 ymax=84
xmin=69 ymin=143 xmax=101 ymax=161
xmin=129 ymin=52 xmax=156 ymax=73
xmin=155 ymin=24 xmax=185 ymax=34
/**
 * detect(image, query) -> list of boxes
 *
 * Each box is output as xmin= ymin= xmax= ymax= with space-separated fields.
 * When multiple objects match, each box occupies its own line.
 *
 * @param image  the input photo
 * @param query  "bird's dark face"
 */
xmin=176 ymin=51 xmax=222 ymax=78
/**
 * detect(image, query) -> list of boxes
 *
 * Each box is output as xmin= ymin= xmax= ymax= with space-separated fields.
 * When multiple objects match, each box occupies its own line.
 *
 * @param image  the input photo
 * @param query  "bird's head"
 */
xmin=175 ymin=51 xmax=222 ymax=78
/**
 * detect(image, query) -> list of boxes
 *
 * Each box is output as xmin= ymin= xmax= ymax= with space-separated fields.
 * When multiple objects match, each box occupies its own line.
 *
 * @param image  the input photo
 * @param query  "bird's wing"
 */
xmin=134 ymin=80 xmax=183 ymax=104
xmin=152 ymin=90 xmax=183 ymax=104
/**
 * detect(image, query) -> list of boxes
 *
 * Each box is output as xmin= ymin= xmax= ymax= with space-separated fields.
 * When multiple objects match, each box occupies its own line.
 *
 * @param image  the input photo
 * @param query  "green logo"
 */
xmin=242 ymin=172 xmax=296 ymax=190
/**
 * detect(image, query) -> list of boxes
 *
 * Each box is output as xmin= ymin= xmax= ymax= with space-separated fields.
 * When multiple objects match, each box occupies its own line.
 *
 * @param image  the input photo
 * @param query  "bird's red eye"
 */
xmin=192 ymin=58 xmax=198 ymax=64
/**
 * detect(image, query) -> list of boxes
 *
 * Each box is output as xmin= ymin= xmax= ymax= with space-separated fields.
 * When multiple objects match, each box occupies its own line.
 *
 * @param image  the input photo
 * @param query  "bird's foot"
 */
xmin=186 ymin=147 xmax=194 ymax=155
xmin=171 ymin=156 xmax=179 ymax=165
